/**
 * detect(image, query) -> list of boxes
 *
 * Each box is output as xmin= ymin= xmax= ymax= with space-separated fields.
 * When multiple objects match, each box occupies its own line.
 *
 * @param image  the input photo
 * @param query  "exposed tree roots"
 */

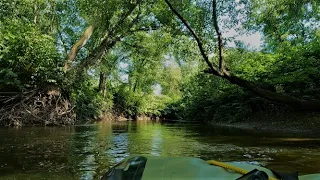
xmin=0 ymin=86 xmax=76 ymax=126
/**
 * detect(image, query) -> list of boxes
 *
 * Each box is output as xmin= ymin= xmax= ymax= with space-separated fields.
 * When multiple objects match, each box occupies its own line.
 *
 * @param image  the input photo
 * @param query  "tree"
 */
xmin=2 ymin=0 xmax=319 ymax=125
xmin=164 ymin=0 xmax=320 ymax=110
xmin=0 ymin=0 xmax=62 ymax=91
xmin=63 ymin=0 xmax=142 ymax=73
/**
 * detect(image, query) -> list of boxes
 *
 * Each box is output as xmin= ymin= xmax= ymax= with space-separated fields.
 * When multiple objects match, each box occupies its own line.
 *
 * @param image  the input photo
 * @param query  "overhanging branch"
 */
xmin=164 ymin=0 xmax=320 ymax=110
xmin=212 ymin=0 xmax=224 ymax=71
xmin=164 ymin=0 xmax=218 ymax=73
xmin=64 ymin=25 xmax=94 ymax=72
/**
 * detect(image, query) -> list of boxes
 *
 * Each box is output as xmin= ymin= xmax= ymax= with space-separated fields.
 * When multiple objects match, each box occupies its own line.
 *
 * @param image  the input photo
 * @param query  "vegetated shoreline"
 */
xmin=212 ymin=112 xmax=320 ymax=135
xmin=98 ymin=111 xmax=320 ymax=135
xmin=2 ymin=96 xmax=320 ymax=136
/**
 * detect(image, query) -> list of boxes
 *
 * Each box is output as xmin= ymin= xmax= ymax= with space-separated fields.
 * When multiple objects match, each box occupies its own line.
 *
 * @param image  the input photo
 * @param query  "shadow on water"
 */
xmin=0 ymin=121 xmax=320 ymax=179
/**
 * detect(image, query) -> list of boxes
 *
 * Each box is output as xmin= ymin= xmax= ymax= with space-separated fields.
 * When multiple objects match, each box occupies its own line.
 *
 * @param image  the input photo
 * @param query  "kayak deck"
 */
xmin=102 ymin=155 xmax=320 ymax=180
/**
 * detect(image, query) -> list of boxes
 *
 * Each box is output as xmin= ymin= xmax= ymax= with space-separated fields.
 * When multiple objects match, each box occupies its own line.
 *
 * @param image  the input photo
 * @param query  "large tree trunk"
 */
xmin=80 ymin=36 xmax=119 ymax=69
xmin=133 ymin=78 xmax=138 ymax=92
xmin=98 ymin=72 xmax=107 ymax=96
xmin=221 ymin=72 xmax=320 ymax=110
xmin=64 ymin=25 xmax=94 ymax=72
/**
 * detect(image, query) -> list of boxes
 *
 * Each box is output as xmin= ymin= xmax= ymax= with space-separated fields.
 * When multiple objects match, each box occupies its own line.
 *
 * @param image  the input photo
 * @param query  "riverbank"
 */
xmin=213 ymin=112 xmax=320 ymax=134
xmin=0 ymin=88 xmax=76 ymax=127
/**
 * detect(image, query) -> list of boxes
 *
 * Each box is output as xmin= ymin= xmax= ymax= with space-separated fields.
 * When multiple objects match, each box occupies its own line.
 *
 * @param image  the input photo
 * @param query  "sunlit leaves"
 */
xmin=249 ymin=0 xmax=319 ymax=48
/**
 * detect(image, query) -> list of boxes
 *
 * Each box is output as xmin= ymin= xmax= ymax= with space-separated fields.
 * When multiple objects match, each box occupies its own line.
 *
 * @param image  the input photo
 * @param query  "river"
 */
xmin=0 ymin=121 xmax=320 ymax=179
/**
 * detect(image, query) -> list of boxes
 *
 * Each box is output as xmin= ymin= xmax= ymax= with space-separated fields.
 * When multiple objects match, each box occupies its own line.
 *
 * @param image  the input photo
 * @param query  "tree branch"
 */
xmin=164 ymin=0 xmax=218 ymax=73
xmin=165 ymin=0 xmax=320 ymax=110
xmin=81 ymin=36 xmax=121 ymax=69
xmin=64 ymin=25 xmax=94 ymax=72
xmin=212 ymin=0 xmax=224 ymax=71
xmin=113 ymin=0 xmax=142 ymax=33
xmin=77 ymin=1 xmax=141 ymax=70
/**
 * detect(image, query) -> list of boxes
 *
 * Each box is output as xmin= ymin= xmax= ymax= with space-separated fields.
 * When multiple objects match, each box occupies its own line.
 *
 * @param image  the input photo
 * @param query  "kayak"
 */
xmin=101 ymin=155 xmax=320 ymax=180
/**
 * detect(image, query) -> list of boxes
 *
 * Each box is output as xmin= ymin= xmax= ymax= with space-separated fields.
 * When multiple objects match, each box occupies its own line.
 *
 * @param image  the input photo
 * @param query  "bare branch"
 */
xmin=212 ymin=0 xmax=224 ymax=71
xmin=164 ymin=0 xmax=218 ymax=73
xmin=64 ymin=25 xmax=94 ymax=72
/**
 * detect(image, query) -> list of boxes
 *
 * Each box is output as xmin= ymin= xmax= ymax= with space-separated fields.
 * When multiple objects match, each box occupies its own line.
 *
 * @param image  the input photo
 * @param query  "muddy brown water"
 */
xmin=0 ymin=121 xmax=320 ymax=179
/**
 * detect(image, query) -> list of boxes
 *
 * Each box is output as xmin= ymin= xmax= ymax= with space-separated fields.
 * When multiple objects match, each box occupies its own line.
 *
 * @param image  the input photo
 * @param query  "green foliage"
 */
xmin=0 ymin=19 xmax=62 ymax=91
xmin=178 ymin=35 xmax=320 ymax=123
xmin=71 ymin=74 xmax=113 ymax=122
xmin=1 ymin=0 xmax=319 ymax=125
xmin=175 ymin=72 xmax=250 ymax=122
xmin=249 ymin=0 xmax=319 ymax=48
xmin=113 ymin=87 xmax=139 ymax=117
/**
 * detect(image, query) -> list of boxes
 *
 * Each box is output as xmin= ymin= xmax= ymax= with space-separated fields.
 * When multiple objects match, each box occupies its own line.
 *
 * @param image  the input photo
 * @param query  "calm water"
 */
xmin=1 ymin=121 xmax=320 ymax=179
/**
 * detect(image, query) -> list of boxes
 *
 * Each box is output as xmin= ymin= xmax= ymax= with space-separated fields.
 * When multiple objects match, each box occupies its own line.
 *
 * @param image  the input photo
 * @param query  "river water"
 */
xmin=0 ymin=121 xmax=320 ymax=179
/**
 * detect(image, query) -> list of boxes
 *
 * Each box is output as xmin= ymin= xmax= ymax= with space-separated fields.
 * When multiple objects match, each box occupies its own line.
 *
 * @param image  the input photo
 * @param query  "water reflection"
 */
xmin=0 ymin=122 xmax=320 ymax=180
xmin=150 ymin=129 xmax=162 ymax=156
